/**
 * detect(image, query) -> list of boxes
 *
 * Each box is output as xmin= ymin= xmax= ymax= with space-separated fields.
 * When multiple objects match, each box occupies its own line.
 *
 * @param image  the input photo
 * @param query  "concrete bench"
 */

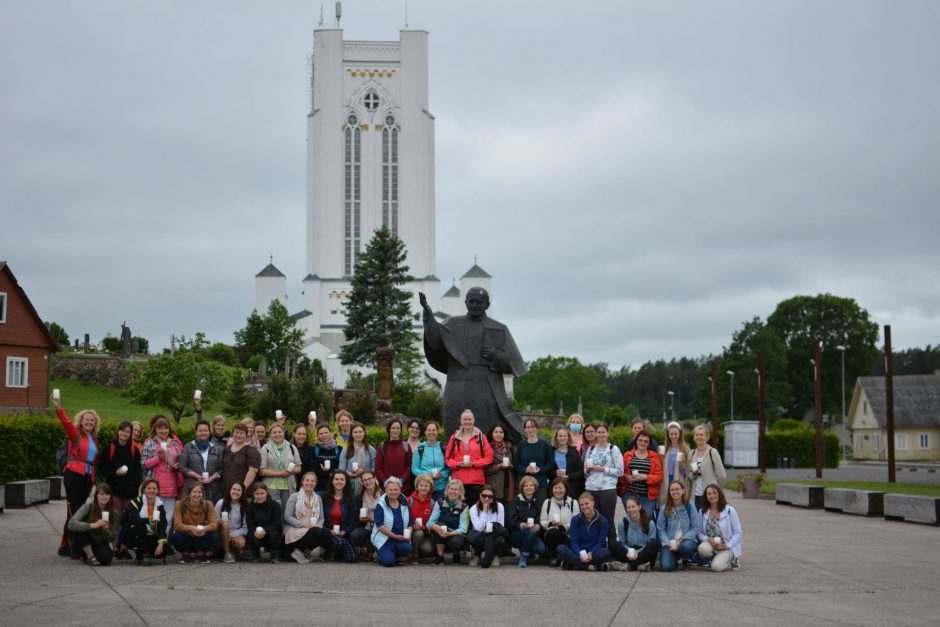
xmin=775 ymin=483 xmax=824 ymax=508
xmin=824 ymin=488 xmax=884 ymax=516
xmin=883 ymin=494 xmax=940 ymax=526
xmin=46 ymin=476 xmax=66 ymax=500
xmin=4 ymin=479 xmax=50 ymax=508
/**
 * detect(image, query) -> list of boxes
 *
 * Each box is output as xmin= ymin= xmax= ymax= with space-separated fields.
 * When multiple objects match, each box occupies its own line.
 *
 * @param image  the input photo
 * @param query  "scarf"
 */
xmin=317 ymin=437 xmax=338 ymax=451
xmin=195 ymin=438 xmax=211 ymax=453
xmin=491 ymin=440 xmax=509 ymax=460
xmin=295 ymin=489 xmax=320 ymax=522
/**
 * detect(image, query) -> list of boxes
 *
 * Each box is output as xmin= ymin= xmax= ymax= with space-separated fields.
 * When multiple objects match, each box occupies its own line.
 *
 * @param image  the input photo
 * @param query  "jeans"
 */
xmin=376 ymin=539 xmax=412 ymax=567
xmin=557 ymin=544 xmax=610 ymax=570
xmin=171 ymin=530 xmax=220 ymax=554
xmin=432 ymin=530 xmax=467 ymax=555
xmin=659 ymin=538 xmax=697 ymax=571
xmin=510 ymin=529 xmax=546 ymax=557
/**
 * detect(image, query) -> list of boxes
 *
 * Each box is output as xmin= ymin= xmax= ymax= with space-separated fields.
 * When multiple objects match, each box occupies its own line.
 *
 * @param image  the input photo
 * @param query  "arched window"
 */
xmin=382 ymin=113 xmax=399 ymax=235
xmin=344 ymin=113 xmax=361 ymax=276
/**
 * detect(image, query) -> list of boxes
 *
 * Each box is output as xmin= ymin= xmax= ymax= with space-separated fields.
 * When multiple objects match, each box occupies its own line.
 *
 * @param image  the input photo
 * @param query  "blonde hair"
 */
xmin=552 ymin=427 xmax=572 ymax=448
xmin=445 ymin=479 xmax=465 ymax=500
xmin=664 ymin=423 xmax=691 ymax=457
xmin=413 ymin=473 xmax=434 ymax=492
xmin=566 ymin=414 xmax=584 ymax=426
xmin=518 ymin=475 xmax=539 ymax=492
xmin=75 ymin=409 xmax=101 ymax=436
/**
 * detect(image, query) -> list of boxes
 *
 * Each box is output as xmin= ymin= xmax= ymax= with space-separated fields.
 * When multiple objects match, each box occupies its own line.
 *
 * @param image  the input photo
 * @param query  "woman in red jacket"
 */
xmin=622 ymin=430 xmax=663 ymax=520
xmin=52 ymin=392 xmax=101 ymax=557
xmin=444 ymin=410 xmax=493 ymax=505
xmin=375 ymin=418 xmax=413 ymax=495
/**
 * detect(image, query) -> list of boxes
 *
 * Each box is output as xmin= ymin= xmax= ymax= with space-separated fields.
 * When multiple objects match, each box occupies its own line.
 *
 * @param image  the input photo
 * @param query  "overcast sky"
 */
xmin=3 ymin=0 xmax=938 ymax=370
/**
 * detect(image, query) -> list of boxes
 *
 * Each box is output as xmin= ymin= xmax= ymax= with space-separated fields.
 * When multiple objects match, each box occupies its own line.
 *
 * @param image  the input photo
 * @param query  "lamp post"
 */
xmin=667 ymin=390 xmax=675 ymax=421
xmin=726 ymin=371 xmax=735 ymax=421
xmin=836 ymin=344 xmax=846 ymax=464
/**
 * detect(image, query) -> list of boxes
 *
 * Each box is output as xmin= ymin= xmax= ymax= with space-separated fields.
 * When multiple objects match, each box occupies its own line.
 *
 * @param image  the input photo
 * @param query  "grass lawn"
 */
xmin=727 ymin=478 xmax=940 ymax=498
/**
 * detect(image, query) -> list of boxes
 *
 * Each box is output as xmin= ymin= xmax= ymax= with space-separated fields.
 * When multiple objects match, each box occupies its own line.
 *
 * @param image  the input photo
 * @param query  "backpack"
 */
xmin=445 ymin=432 xmax=485 ymax=460
xmin=56 ymin=434 xmax=83 ymax=474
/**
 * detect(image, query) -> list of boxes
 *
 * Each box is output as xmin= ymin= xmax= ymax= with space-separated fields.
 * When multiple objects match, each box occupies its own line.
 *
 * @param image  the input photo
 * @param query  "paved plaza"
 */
xmin=1 ymin=492 xmax=938 ymax=626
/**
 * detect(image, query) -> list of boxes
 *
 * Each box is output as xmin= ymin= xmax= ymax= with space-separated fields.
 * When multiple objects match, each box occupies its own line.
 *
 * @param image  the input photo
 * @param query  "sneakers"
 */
xmin=561 ymin=561 xmax=571 ymax=571
xmin=432 ymin=555 xmax=445 ymax=566
xmin=492 ymin=556 xmax=500 ymax=567
xmin=451 ymin=553 xmax=462 ymax=565
xmin=177 ymin=555 xmax=189 ymax=564
xmin=517 ymin=555 xmax=527 ymax=568
xmin=138 ymin=557 xmax=153 ymax=567
xmin=195 ymin=554 xmax=211 ymax=564
xmin=223 ymin=552 xmax=235 ymax=564
xmin=689 ymin=553 xmax=701 ymax=567
xmin=602 ymin=560 xmax=625 ymax=572
xmin=469 ymin=554 xmax=479 ymax=567
xmin=548 ymin=558 xmax=560 ymax=568
xmin=638 ymin=562 xmax=651 ymax=572
xmin=291 ymin=549 xmax=310 ymax=564
xmin=699 ymin=558 xmax=712 ymax=569
xmin=240 ymin=549 xmax=255 ymax=561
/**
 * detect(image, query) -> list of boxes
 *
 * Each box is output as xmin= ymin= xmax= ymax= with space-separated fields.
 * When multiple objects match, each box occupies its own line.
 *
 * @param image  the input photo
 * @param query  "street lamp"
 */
xmin=836 ymin=344 xmax=847 ymax=463
xmin=726 ymin=371 xmax=735 ymax=421
xmin=667 ymin=390 xmax=675 ymax=421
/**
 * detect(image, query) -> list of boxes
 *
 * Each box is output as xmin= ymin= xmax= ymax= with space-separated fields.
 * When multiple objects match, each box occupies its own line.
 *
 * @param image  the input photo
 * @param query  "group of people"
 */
xmin=54 ymin=392 xmax=741 ymax=573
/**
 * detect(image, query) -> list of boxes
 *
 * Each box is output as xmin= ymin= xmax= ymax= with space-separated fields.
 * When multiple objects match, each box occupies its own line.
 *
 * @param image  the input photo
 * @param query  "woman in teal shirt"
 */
xmin=412 ymin=421 xmax=450 ymax=500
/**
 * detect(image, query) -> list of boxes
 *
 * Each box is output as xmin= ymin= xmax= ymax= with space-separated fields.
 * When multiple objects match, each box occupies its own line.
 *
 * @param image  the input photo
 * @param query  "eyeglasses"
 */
xmin=480 ymin=494 xmax=494 ymax=499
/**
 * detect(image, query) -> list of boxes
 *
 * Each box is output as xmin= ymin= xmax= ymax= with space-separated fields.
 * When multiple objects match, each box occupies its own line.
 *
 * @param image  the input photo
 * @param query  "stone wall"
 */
xmin=50 ymin=354 xmax=140 ymax=388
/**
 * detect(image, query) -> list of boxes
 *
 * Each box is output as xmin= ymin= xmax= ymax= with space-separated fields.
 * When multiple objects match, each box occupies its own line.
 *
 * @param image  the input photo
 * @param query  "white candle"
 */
xmin=658 ymin=445 xmax=665 ymax=455
xmin=194 ymin=389 xmax=202 ymax=400
xmin=416 ymin=517 xmax=423 ymax=527
xmin=52 ymin=388 xmax=61 ymax=401
xmin=440 ymin=524 xmax=447 ymax=532
xmin=670 ymin=540 xmax=677 ymax=550
xmin=351 ymin=461 xmax=359 ymax=472
xmin=119 ymin=465 xmax=128 ymax=474
xmin=324 ymin=459 xmax=331 ymax=470
xmin=222 ymin=511 xmax=229 ymax=522
xmin=551 ymin=513 xmax=560 ymax=523
xmin=690 ymin=461 xmax=699 ymax=472
xmin=432 ymin=467 xmax=439 ymax=477
xmin=579 ymin=549 xmax=588 ymax=559
xmin=404 ymin=528 xmax=412 ymax=539
xmin=632 ymin=469 xmax=639 ymax=476
xmin=677 ymin=452 xmax=685 ymax=463
xmin=152 ymin=510 xmax=161 ymax=521
xmin=255 ymin=526 xmax=264 ymax=534
xmin=161 ymin=442 xmax=168 ymax=452
xmin=102 ymin=511 xmax=110 ymax=522
xmin=627 ymin=547 xmax=637 ymax=559
xmin=713 ymin=536 xmax=721 ymax=543
xmin=202 ymin=472 xmax=209 ymax=480
xmin=463 ymin=454 xmax=471 ymax=464
xmin=275 ymin=409 xmax=284 ymax=419
xmin=333 ymin=525 xmax=341 ymax=534
xmin=526 ymin=517 xmax=534 ymax=526
xmin=360 ymin=507 xmax=368 ymax=517
xmin=287 ymin=462 xmax=296 ymax=472
xmin=308 ymin=411 xmax=317 ymax=420
xmin=528 ymin=462 xmax=536 ymax=469
xmin=485 ymin=522 xmax=493 ymax=533
xmin=196 ymin=525 xmax=204 ymax=532
xmin=502 ymin=456 xmax=510 ymax=466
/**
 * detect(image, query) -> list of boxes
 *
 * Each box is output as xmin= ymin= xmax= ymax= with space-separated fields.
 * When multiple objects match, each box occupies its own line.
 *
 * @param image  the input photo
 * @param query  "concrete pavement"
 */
xmin=1 ymin=494 xmax=938 ymax=626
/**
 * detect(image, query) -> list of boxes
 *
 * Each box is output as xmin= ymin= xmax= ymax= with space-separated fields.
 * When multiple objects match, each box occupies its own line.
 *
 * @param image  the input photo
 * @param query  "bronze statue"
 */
xmin=420 ymin=288 xmax=527 ymax=441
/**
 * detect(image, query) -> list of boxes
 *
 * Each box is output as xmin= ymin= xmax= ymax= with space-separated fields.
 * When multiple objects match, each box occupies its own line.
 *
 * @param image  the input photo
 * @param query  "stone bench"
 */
xmin=4 ymin=479 xmax=50 ymax=508
xmin=46 ymin=476 xmax=66 ymax=500
xmin=775 ymin=483 xmax=824 ymax=508
xmin=883 ymin=494 xmax=940 ymax=526
xmin=824 ymin=488 xmax=884 ymax=516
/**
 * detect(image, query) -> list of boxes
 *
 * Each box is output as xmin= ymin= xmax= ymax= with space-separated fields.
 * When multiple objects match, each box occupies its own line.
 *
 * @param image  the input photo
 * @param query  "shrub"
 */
xmin=771 ymin=418 xmax=806 ymax=432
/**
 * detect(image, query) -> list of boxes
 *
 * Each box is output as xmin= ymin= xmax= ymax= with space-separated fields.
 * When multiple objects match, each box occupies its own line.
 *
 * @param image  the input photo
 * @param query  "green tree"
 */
xmin=766 ymin=294 xmax=879 ymax=419
xmin=234 ymin=301 xmax=305 ymax=374
xmin=251 ymin=375 xmax=334 ymax=426
xmin=340 ymin=226 xmax=417 ymax=369
xmin=47 ymin=322 xmax=69 ymax=348
xmin=513 ymin=356 xmax=610 ymax=417
xmin=222 ymin=371 xmax=253 ymax=418
xmin=125 ymin=350 xmax=232 ymax=424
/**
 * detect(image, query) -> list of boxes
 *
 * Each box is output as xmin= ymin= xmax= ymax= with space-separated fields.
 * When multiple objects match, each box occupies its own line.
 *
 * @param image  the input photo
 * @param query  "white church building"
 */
xmin=255 ymin=22 xmax=493 ymax=386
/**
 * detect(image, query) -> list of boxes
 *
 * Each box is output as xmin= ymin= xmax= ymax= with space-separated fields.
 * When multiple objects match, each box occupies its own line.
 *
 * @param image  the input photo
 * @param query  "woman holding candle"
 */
xmin=696 ymin=483 xmax=742 ymax=571
xmin=371 ymin=476 xmax=413 ymax=567
xmin=260 ymin=423 xmax=303 ymax=512
xmin=220 ymin=423 xmax=261 ymax=501
xmin=67 ymin=482 xmax=118 ymax=566
xmin=405 ymin=419 xmax=424 ymax=456
xmin=349 ymin=470 xmax=383 ymax=554
xmin=580 ymin=423 xmax=597 ymax=460
xmin=467 ymin=484 xmax=507 ymax=568
xmin=583 ymin=423 xmax=623 ymax=544
xmin=412 ymin=421 xmax=449 ymax=500
xmin=622 ymin=430 xmax=663 ymax=520
xmin=292 ymin=423 xmax=316 ymax=481
xmin=332 ymin=409 xmax=354 ymax=446
xmin=311 ymin=423 xmax=342 ymax=492
xmin=375 ymin=418 xmax=414 ymax=494
xmin=606 ymin=496 xmax=660 ymax=572
xmin=171 ymin=483 xmax=219 ymax=563
xmin=339 ymin=422 xmax=376 ymax=497
xmin=484 ymin=424 xmax=515 ymax=503
xmin=657 ymin=422 xmax=691 ymax=508
xmin=427 ymin=479 xmax=470 ymax=565
xmin=98 ymin=421 xmax=142 ymax=523
xmin=689 ymin=425 xmax=727 ymax=509
xmin=120 ymin=479 xmax=168 ymax=566
xmin=216 ymin=481 xmax=248 ymax=563
xmin=282 ymin=472 xmax=333 ymax=563
xmin=445 ymin=410 xmax=494 ymax=505
xmin=408 ymin=473 xmax=436 ymax=563
xmin=552 ymin=426 xmax=584 ymax=498
xmin=507 ymin=475 xmax=546 ymax=568
xmin=179 ymin=419 xmax=224 ymax=505
xmin=656 ymin=480 xmax=701 ymax=572
xmin=566 ymin=414 xmax=586 ymax=455
xmin=321 ymin=470 xmax=358 ymax=563
xmin=557 ymin=491 xmax=609 ymax=571
xmin=539 ymin=477 xmax=577 ymax=567
xmin=245 ymin=482 xmax=282 ymax=562
xmin=141 ymin=416 xmax=183 ymax=531
xmin=513 ymin=418 xmax=554 ymax=502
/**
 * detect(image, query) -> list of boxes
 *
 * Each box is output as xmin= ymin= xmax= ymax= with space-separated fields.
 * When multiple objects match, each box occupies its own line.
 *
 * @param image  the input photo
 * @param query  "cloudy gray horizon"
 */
xmin=3 ymin=0 xmax=938 ymax=371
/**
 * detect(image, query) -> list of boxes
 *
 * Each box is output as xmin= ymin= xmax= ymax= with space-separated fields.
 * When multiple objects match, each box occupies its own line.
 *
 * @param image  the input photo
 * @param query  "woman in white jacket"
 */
xmin=697 ymin=484 xmax=742 ymax=571
xmin=539 ymin=477 xmax=578 ymax=566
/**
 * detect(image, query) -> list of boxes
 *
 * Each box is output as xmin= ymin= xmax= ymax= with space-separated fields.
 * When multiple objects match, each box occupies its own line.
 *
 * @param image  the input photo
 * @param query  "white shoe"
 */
xmin=291 ymin=549 xmax=310 ymax=564
xmin=492 ymin=556 xmax=500 ymax=567
xmin=223 ymin=552 xmax=235 ymax=564
xmin=638 ymin=562 xmax=651 ymax=572
xmin=469 ymin=554 xmax=479 ymax=567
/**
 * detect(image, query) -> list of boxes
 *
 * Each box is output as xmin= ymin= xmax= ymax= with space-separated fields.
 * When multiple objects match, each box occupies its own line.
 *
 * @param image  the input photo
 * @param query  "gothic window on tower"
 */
xmin=382 ymin=113 xmax=399 ymax=235
xmin=344 ymin=112 xmax=361 ymax=276
xmin=363 ymin=91 xmax=380 ymax=112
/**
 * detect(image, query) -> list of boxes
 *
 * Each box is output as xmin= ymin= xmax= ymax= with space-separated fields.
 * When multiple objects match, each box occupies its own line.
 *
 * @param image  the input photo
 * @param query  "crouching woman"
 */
xmin=371 ymin=476 xmax=413 ymax=567
xmin=697 ymin=483 xmax=742 ymax=571
xmin=67 ymin=483 xmax=119 ymax=566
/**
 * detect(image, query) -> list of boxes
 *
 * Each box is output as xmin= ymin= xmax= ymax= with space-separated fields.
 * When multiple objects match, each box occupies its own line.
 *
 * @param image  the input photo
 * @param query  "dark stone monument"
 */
xmin=120 ymin=322 xmax=132 ymax=357
xmin=83 ymin=333 xmax=90 ymax=353
xmin=376 ymin=347 xmax=394 ymax=412
xmin=420 ymin=288 xmax=527 ymax=441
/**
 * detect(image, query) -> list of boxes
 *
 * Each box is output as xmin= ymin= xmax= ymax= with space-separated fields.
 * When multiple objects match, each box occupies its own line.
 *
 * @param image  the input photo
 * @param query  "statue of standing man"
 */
xmin=419 ymin=288 xmax=527 ymax=442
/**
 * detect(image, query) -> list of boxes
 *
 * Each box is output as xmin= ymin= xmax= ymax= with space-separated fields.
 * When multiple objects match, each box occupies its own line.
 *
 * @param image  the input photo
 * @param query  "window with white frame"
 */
xmin=381 ymin=113 xmax=399 ymax=235
xmin=854 ymin=434 xmax=862 ymax=451
xmin=920 ymin=433 xmax=930 ymax=449
xmin=343 ymin=112 xmax=362 ymax=277
xmin=896 ymin=433 xmax=908 ymax=450
xmin=5 ymin=357 xmax=27 ymax=388
xmin=0 ymin=291 xmax=7 ymax=323
xmin=872 ymin=433 xmax=880 ymax=452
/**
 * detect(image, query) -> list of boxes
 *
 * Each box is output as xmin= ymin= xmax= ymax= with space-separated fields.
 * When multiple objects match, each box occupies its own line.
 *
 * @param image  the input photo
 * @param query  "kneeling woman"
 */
xmin=408 ymin=473 xmax=437 ymax=563
xmin=557 ymin=491 xmax=609 ymax=571
xmin=120 ymin=479 xmax=168 ymax=566
xmin=428 ymin=479 xmax=469 ymax=565
xmin=540 ymin=477 xmax=577 ymax=567
xmin=216 ymin=482 xmax=248 ymax=563
xmin=68 ymin=483 xmax=119 ymax=566
xmin=321 ymin=470 xmax=358 ymax=563
xmin=609 ymin=496 xmax=660 ymax=571
xmin=697 ymin=483 xmax=742 ymax=571
xmin=507 ymin=475 xmax=546 ymax=568
xmin=171 ymin=483 xmax=220 ymax=563
xmin=245 ymin=482 xmax=282 ymax=562
xmin=283 ymin=472 xmax=333 ymax=563
xmin=656 ymin=480 xmax=701 ymax=572
xmin=371 ymin=476 xmax=413 ymax=567
xmin=467 ymin=484 xmax=508 ymax=568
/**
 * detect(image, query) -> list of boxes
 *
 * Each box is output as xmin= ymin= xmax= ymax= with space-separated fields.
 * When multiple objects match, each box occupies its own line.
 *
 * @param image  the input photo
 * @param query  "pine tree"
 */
xmin=340 ymin=226 xmax=418 ymax=368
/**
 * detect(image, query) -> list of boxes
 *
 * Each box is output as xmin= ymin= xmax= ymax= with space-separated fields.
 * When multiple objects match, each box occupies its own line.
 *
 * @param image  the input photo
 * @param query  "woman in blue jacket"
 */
xmin=371 ymin=476 xmax=413 ymax=567
xmin=656 ymin=480 xmax=701 ymax=572
xmin=411 ymin=421 xmax=450 ymax=500
xmin=606 ymin=496 xmax=661 ymax=571
xmin=513 ymin=419 xmax=555 ymax=501
xmin=557 ymin=492 xmax=609 ymax=571
xmin=696 ymin=483 xmax=742 ymax=571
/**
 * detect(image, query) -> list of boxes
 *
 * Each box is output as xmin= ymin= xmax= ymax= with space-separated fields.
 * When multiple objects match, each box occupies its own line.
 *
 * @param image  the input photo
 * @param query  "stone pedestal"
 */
xmin=4 ymin=480 xmax=50 ymax=508
xmin=46 ymin=476 xmax=66 ymax=500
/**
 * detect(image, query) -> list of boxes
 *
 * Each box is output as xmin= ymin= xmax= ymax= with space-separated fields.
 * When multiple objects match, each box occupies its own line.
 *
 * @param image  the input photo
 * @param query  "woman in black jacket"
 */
xmin=507 ymin=475 xmax=546 ymax=568
xmin=119 ymin=479 xmax=168 ymax=566
xmin=552 ymin=427 xmax=585 ymax=498
xmin=245 ymin=482 xmax=282 ymax=562
xmin=98 ymin=421 xmax=143 ymax=517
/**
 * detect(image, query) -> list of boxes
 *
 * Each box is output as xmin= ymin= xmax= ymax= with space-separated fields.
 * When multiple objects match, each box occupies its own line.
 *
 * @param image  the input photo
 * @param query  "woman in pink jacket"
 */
xmin=444 ymin=410 xmax=493 ymax=505
xmin=141 ymin=416 xmax=183 ymax=531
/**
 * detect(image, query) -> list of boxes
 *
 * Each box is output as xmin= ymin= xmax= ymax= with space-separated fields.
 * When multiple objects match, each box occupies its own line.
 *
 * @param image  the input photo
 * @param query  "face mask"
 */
xmin=569 ymin=423 xmax=581 ymax=433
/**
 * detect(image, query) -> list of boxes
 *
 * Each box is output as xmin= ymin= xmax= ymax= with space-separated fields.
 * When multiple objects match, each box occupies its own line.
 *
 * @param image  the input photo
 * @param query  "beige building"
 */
xmin=848 ymin=374 xmax=940 ymax=461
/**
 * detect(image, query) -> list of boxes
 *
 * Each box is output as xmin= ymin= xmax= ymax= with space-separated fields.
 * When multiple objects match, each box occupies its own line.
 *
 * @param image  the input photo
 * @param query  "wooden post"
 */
xmin=885 ymin=325 xmax=896 ymax=483
xmin=814 ymin=338 xmax=823 ymax=479
xmin=711 ymin=359 xmax=719 ymax=448
xmin=758 ymin=352 xmax=767 ymax=474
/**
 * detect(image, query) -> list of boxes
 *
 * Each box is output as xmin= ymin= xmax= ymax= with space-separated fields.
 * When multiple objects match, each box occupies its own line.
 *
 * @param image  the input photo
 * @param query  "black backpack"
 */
xmin=56 ymin=434 xmax=82 ymax=474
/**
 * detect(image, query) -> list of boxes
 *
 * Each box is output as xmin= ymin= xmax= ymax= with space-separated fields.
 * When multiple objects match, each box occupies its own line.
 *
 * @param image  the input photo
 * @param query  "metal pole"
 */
xmin=837 ymin=345 xmax=846 ymax=464
xmin=711 ymin=360 xmax=719 ymax=448
xmin=726 ymin=371 xmax=735 ymax=421
xmin=757 ymin=353 xmax=766 ymax=474
xmin=885 ymin=325 xmax=896 ymax=483
xmin=814 ymin=339 xmax=823 ymax=478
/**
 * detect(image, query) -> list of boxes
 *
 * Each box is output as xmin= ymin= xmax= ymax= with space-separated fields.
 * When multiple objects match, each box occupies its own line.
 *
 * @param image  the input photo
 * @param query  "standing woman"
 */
xmin=99 ymin=421 xmax=142 ymax=519
xmin=513 ymin=418 xmax=554 ymax=502
xmin=539 ymin=477 xmax=577 ymax=567
xmin=484 ymin=424 xmax=515 ymax=503
xmin=580 ymin=423 xmax=597 ymax=461
xmin=412 ymin=421 xmax=449 ymax=500
xmin=120 ymin=479 xmax=168 ymax=566
xmin=607 ymin=496 xmax=660 ymax=572
xmin=245 ymin=482 xmax=282 ymax=562
xmin=552 ymin=427 xmax=584 ymax=498
xmin=696 ymin=484 xmax=742 ymax=571
xmin=445 ymin=410 xmax=494 ymax=505
xmin=282 ymin=472 xmax=332 ymax=564
xmin=51 ymin=393 xmax=100 ymax=556
xmin=179 ymin=419 xmax=224 ymax=505
xmin=658 ymin=422 xmax=691 ymax=508
xmin=141 ymin=416 xmax=183 ymax=531
xmin=321 ymin=470 xmax=359 ymax=563
xmin=67 ymin=482 xmax=118 ymax=566
xmin=131 ymin=421 xmax=144 ymax=447
xmin=253 ymin=421 xmax=266 ymax=449
xmin=339 ymin=422 xmax=376 ymax=496
xmin=566 ymin=414 xmax=586 ymax=456
xmin=333 ymin=409 xmax=354 ymax=446
xmin=220 ymin=423 xmax=261 ymax=500
xmin=507 ymin=475 xmax=546 ymax=568
xmin=375 ymin=418 xmax=413 ymax=494
xmin=260 ymin=423 xmax=302 ymax=512
xmin=171 ymin=483 xmax=219 ymax=564
xmin=583 ymin=423 xmax=623 ymax=544
xmin=623 ymin=430 xmax=663 ymax=519
xmin=292 ymin=423 xmax=315 ymax=482
xmin=371 ymin=476 xmax=413 ymax=567
xmin=656 ymin=480 xmax=701 ymax=572
xmin=405 ymin=419 xmax=424 ymax=456
xmin=467 ymin=484 xmax=507 ymax=568
xmin=311 ymin=423 xmax=342 ymax=493
xmin=689 ymin=425 xmax=727 ymax=509
xmin=216 ymin=482 xmax=248 ymax=563
xmin=350 ymin=470 xmax=383 ymax=555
